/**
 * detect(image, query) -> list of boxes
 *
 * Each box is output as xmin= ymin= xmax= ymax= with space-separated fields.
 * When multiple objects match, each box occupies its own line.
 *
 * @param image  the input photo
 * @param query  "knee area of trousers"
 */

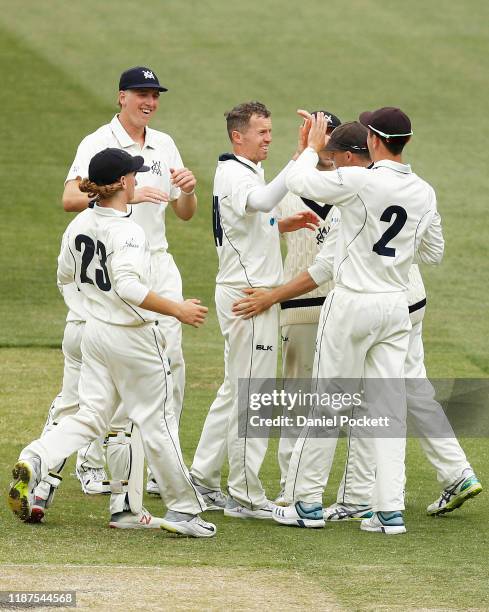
xmin=104 ymin=431 xmax=131 ymax=447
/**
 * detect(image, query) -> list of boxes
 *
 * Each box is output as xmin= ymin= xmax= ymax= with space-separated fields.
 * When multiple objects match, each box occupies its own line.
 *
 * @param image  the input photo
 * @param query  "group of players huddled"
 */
xmin=8 ymin=66 xmax=482 ymax=537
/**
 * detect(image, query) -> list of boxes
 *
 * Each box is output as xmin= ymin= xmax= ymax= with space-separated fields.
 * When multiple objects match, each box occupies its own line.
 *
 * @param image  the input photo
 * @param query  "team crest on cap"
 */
xmin=143 ymin=70 xmax=155 ymax=79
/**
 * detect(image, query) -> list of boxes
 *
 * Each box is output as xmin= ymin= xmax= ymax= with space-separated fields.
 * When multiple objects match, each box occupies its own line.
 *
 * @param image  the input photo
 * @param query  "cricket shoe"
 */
xmin=29 ymin=496 xmax=48 ymax=524
xmin=8 ymin=457 xmax=41 ymax=522
xmin=360 ymin=511 xmax=406 ymax=535
xmin=323 ymin=502 xmax=373 ymax=522
xmin=109 ymin=507 xmax=168 ymax=529
xmin=76 ymin=466 xmax=109 ymax=495
xmin=427 ymin=472 xmax=482 ymax=516
xmin=273 ymin=502 xmax=325 ymax=528
xmin=192 ymin=483 xmax=227 ymax=511
xmin=224 ymin=497 xmax=276 ymax=520
xmin=146 ymin=478 xmax=161 ymax=496
xmin=160 ymin=512 xmax=217 ymax=538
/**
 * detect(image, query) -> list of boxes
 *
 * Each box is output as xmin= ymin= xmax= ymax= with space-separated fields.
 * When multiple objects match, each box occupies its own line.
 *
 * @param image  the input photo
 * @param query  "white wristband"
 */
xmin=181 ymin=188 xmax=196 ymax=196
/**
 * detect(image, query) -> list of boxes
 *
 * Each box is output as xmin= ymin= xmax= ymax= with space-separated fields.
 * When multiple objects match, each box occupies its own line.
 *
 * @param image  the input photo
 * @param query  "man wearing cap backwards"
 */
xmin=277 ymin=107 xmax=445 ymax=534
xmin=32 ymin=66 xmax=195 ymax=522
xmin=8 ymin=149 xmax=216 ymax=537
xmin=240 ymin=107 xmax=444 ymax=534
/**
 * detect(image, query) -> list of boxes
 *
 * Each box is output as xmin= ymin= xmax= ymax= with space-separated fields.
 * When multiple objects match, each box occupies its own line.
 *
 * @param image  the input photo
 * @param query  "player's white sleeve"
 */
xmin=111 ymin=227 xmax=150 ymax=306
xmin=57 ymin=228 xmax=76 ymax=286
xmin=286 ymin=147 xmax=369 ymax=205
xmin=414 ymin=200 xmax=444 ymax=265
xmin=65 ymin=135 xmax=98 ymax=183
xmin=307 ymin=211 xmax=340 ymax=286
xmin=246 ymin=161 xmax=295 ymax=212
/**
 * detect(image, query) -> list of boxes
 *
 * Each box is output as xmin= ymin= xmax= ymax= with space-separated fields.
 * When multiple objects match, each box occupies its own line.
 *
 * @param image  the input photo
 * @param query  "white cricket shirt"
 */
xmin=57 ymin=206 xmax=155 ymax=326
xmin=66 ymin=116 xmax=183 ymax=252
xmin=287 ymin=148 xmax=444 ymax=293
xmin=213 ymin=155 xmax=283 ymax=288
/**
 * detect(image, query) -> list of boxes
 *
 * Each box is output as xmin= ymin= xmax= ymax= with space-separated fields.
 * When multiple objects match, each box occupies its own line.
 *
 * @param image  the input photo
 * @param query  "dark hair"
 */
xmin=224 ymin=101 xmax=271 ymax=140
xmin=370 ymin=130 xmax=410 ymax=155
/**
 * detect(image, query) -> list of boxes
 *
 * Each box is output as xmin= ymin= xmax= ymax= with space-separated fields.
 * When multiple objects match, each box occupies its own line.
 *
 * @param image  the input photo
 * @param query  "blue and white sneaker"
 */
xmin=360 ymin=511 xmax=406 ymax=535
xmin=427 ymin=472 xmax=482 ymax=516
xmin=323 ymin=502 xmax=374 ymax=522
xmin=273 ymin=501 xmax=325 ymax=528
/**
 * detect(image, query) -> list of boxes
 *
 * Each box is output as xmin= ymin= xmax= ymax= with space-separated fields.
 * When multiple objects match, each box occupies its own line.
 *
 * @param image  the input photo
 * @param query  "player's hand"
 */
xmin=293 ymin=109 xmax=312 ymax=159
xmin=131 ymin=187 xmax=169 ymax=204
xmin=177 ymin=299 xmax=208 ymax=327
xmin=232 ymin=288 xmax=276 ymax=319
xmin=171 ymin=167 xmax=197 ymax=195
xmin=308 ymin=112 xmax=329 ymax=153
xmin=278 ymin=210 xmax=320 ymax=234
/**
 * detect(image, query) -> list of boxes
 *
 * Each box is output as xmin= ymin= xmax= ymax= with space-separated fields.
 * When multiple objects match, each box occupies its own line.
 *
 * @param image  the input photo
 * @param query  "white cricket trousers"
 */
xmin=336 ymin=319 xmax=472 ymax=504
xmin=285 ymin=287 xmax=410 ymax=512
xmin=190 ymin=342 xmax=232 ymax=491
xmin=215 ymin=285 xmax=279 ymax=510
xmin=21 ymin=318 xmax=204 ymax=515
xmin=279 ymin=323 xmax=318 ymax=490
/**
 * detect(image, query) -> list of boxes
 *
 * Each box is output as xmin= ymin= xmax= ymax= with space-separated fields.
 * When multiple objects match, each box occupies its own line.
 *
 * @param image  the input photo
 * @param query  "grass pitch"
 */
xmin=0 ymin=1 xmax=488 ymax=610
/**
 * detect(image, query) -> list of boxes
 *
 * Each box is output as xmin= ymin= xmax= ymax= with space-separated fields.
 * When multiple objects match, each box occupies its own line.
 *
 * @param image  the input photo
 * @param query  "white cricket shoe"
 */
xmin=360 ymin=511 xmax=406 ymax=535
xmin=323 ymin=502 xmax=373 ymax=522
xmin=8 ymin=457 xmax=41 ymax=522
xmin=427 ymin=472 xmax=482 ymax=516
xmin=146 ymin=478 xmax=161 ymax=496
xmin=273 ymin=502 xmax=325 ymax=528
xmin=109 ymin=507 xmax=168 ymax=529
xmin=192 ymin=481 xmax=227 ymax=511
xmin=160 ymin=515 xmax=217 ymax=538
xmin=76 ymin=466 xmax=108 ymax=495
xmin=224 ymin=498 xmax=276 ymax=520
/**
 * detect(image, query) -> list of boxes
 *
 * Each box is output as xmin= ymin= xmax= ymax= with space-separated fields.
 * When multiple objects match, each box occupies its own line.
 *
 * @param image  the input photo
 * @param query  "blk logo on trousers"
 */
xmin=256 ymin=344 xmax=273 ymax=351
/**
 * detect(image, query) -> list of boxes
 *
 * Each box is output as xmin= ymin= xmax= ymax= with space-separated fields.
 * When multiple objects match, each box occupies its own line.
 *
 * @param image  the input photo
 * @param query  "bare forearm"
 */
xmin=171 ymin=193 xmax=197 ymax=220
xmin=139 ymin=290 xmax=182 ymax=319
xmin=271 ymin=271 xmax=318 ymax=305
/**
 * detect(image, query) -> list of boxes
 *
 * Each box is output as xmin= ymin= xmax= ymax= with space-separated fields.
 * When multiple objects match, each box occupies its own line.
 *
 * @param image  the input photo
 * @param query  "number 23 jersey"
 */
xmin=57 ymin=205 xmax=155 ymax=326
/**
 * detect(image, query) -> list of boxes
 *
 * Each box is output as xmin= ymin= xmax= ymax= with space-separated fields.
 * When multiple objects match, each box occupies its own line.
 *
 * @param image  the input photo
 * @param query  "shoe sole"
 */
xmin=427 ymin=483 xmax=483 ymax=516
xmin=29 ymin=507 xmax=45 ymax=524
xmin=159 ymin=520 xmax=216 ymax=538
xmin=360 ymin=523 xmax=406 ymax=535
xmin=324 ymin=513 xmax=373 ymax=522
xmin=8 ymin=461 xmax=33 ymax=522
xmin=108 ymin=522 xmax=165 ymax=529
xmin=223 ymin=508 xmax=274 ymax=520
xmin=273 ymin=514 xmax=325 ymax=528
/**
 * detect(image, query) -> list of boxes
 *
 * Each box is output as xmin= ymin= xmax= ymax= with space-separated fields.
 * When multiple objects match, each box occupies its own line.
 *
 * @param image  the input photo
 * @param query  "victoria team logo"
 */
xmin=142 ymin=70 xmax=155 ymax=80
xmin=151 ymin=160 xmax=162 ymax=176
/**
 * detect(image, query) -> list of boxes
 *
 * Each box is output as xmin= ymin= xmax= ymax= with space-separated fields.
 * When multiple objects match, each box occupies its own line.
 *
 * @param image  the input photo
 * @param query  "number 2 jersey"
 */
xmin=57 ymin=204 xmax=155 ymax=326
xmin=286 ymin=149 xmax=444 ymax=293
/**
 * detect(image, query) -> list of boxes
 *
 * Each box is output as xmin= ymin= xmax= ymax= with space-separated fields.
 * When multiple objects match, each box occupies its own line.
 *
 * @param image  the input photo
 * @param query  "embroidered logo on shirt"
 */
xmin=124 ymin=239 xmax=139 ymax=248
xmin=143 ymin=70 xmax=155 ymax=79
xmin=316 ymin=226 xmax=329 ymax=245
xmin=151 ymin=160 xmax=162 ymax=176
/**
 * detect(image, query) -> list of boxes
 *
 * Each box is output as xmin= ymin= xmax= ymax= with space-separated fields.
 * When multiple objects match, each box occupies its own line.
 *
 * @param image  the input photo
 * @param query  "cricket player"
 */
xmin=191 ymin=101 xmax=318 ymax=518
xmin=8 ymin=148 xmax=216 ymax=538
xmin=235 ymin=108 xmax=444 ymax=533
xmin=34 ymin=66 xmax=194 ymax=510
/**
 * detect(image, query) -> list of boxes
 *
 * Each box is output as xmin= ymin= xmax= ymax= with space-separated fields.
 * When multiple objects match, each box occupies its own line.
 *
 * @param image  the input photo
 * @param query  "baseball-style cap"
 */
xmin=89 ymin=148 xmax=150 ymax=186
xmin=119 ymin=66 xmax=168 ymax=92
xmin=325 ymin=121 xmax=368 ymax=153
xmin=312 ymin=110 xmax=341 ymax=132
xmin=359 ymin=107 xmax=413 ymax=138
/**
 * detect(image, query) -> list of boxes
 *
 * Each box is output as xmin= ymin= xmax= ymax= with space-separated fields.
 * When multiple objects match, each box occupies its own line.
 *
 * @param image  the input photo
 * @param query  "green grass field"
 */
xmin=0 ymin=2 xmax=488 ymax=610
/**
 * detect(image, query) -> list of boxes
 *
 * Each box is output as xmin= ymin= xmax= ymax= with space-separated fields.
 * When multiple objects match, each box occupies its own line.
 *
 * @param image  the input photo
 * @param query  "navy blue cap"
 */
xmin=89 ymin=148 xmax=149 ymax=186
xmin=119 ymin=66 xmax=168 ymax=92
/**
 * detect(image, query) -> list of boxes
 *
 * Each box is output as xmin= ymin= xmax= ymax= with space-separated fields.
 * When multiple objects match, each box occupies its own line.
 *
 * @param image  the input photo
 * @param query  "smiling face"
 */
xmin=118 ymin=88 xmax=160 ymax=130
xmin=232 ymin=114 xmax=272 ymax=164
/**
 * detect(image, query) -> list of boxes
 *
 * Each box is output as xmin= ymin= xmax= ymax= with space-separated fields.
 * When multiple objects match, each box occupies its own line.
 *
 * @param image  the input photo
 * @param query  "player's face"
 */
xmin=119 ymin=89 xmax=160 ymax=129
xmin=328 ymin=150 xmax=352 ymax=168
xmin=123 ymin=172 xmax=137 ymax=202
xmin=236 ymin=114 xmax=272 ymax=163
